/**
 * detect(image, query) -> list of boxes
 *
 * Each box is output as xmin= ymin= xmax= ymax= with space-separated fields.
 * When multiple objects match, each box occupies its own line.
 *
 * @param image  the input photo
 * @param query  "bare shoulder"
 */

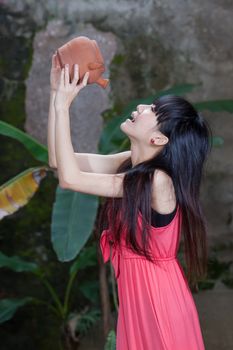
xmin=151 ymin=169 xmax=177 ymax=214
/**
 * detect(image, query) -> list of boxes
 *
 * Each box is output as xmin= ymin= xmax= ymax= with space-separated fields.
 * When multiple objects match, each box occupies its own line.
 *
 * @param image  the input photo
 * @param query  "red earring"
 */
xmin=150 ymin=139 xmax=155 ymax=144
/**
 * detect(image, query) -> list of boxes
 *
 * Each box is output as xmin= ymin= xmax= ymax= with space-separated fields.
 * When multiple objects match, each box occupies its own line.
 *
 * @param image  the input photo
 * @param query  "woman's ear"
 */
xmin=155 ymin=134 xmax=169 ymax=145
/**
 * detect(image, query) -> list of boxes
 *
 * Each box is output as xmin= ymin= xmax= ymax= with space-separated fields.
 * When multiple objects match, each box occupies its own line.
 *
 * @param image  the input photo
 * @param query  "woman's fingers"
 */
xmin=51 ymin=54 xmax=56 ymax=68
xmin=71 ymin=64 xmax=79 ymax=86
xmin=54 ymin=53 xmax=60 ymax=69
xmin=61 ymin=63 xmax=89 ymax=91
xmin=81 ymin=71 xmax=89 ymax=87
xmin=65 ymin=64 xmax=70 ymax=86
xmin=58 ymin=68 xmax=64 ymax=88
xmin=73 ymin=71 xmax=88 ymax=95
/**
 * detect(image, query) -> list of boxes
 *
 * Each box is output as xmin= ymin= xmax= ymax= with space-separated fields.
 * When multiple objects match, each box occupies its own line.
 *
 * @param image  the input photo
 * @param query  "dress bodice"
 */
xmin=100 ymin=204 xmax=182 ymax=279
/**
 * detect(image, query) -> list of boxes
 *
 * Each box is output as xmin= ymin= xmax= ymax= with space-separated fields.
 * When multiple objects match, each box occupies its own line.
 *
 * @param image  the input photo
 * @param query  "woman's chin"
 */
xmin=120 ymin=122 xmax=131 ymax=135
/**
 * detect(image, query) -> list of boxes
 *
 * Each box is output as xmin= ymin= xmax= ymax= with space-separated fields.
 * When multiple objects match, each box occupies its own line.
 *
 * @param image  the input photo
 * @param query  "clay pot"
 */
xmin=55 ymin=36 xmax=109 ymax=89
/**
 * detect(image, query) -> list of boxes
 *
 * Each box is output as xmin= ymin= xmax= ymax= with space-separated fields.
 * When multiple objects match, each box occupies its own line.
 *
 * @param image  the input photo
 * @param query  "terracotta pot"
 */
xmin=55 ymin=36 xmax=109 ymax=89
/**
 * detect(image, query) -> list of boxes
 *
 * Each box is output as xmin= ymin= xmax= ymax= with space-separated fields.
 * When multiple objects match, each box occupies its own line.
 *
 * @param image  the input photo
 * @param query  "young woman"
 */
xmin=48 ymin=56 xmax=212 ymax=349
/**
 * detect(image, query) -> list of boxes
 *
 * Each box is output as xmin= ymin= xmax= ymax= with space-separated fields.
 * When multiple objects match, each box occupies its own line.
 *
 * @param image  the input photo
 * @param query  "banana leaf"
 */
xmin=0 ymin=120 xmax=48 ymax=163
xmin=51 ymin=187 xmax=99 ymax=262
xmin=212 ymin=136 xmax=224 ymax=147
xmin=0 ymin=166 xmax=49 ymax=219
xmin=194 ymin=100 xmax=233 ymax=113
xmin=78 ymin=280 xmax=100 ymax=304
xmin=69 ymin=245 xmax=97 ymax=275
xmin=104 ymin=329 xmax=116 ymax=350
xmin=0 ymin=298 xmax=34 ymax=324
xmin=0 ymin=251 xmax=39 ymax=273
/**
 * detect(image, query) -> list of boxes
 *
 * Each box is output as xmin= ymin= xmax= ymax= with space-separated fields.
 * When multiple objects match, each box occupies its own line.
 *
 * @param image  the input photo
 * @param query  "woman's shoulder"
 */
xmin=152 ymin=169 xmax=173 ymax=188
xmin=151 ymin=169 xmax=177 ymax=214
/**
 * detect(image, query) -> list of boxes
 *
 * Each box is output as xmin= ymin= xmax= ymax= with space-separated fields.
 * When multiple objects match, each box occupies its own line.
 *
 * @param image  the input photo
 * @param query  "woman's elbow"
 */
xmin=58 ymin=173 xmax=70 ymax=189
xmin=59 ymin=180 xmax=69 ymax=189
xmin=48 ymin=157 xmax=57 ymax=169
xmin=49 ymin=163 xmax=57 ymax=169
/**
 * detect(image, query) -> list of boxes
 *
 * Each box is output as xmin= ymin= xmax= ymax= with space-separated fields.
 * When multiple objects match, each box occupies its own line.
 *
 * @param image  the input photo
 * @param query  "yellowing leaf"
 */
xmin=0 ymin=166 xmax=49 ymax=219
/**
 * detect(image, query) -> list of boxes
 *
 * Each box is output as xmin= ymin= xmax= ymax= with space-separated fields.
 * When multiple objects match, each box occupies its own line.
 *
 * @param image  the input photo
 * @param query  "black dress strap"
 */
xmin=151 ymin=202 xmax=178 ymax=228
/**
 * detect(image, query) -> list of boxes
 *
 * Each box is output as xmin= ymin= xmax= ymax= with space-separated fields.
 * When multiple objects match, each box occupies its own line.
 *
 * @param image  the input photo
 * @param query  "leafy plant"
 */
xmin=67 ymin=307 xmax=101 ymax=339
xmin=0 ymin=166 xmax=49 ymax=219
xmin=51 ymin=186 xmax=99 ymax=261
xmin=0 ymin=297 xmax=34 ymax=324
xmin=0 ymin=120 xmax=48 ymax=163
xmin=197 ymin=255 xmax=233 ymax=291
xmin=0 ymin=246 xmax=99 ymax=348
xmin=0 ymin=119 xmax=99 ymax=262
xmin=104 ymin=329 xmax=116 ymax=350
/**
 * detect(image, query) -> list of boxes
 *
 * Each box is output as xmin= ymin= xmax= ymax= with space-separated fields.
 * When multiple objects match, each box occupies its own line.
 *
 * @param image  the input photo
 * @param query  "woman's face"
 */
xmin=120 ymin=104 xmax=161 ymax=143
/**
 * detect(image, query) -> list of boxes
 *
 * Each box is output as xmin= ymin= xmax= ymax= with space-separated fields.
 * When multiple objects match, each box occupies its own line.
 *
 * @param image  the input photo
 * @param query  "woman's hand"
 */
xmin=54 ymin=63 xmax=89 ymax=111
xmin=50 ymin=53 xmax=61 ymax=92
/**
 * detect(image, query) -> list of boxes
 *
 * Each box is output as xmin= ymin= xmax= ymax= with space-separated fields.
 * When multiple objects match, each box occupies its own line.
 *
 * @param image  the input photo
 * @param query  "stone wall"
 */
xmin=1 ymin=1 xmax=233 ymax=348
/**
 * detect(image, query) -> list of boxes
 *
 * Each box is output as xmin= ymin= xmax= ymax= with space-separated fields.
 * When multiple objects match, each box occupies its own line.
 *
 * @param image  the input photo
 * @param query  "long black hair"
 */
xmin=96 ymin=94 xmax=213 ymax=288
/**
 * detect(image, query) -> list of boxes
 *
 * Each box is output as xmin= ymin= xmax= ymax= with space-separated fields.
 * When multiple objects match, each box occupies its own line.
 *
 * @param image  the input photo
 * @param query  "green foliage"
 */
xmin=208 ymin=257 xmax=232 ymax=279
xmin=111 ymin=54 xmax=125 ymax=66
xmin=104 ymin=329 xmax=116 ymax=350
xmin=110 ymin=54 xmax=126 ymax=80
xmin=63 ymin=245 xmax=98 ymax=317
xmin=78 ymin=280 xmax=100 ymax=304
xmin=194 ymin=100 xmax=233 ymax=113
xmin=0 ymin=79 xmax=26 ymax=128
xmin=196 ymin=280 xmax=215 ymax=290
xmin=0 ymin=297 xmax=34 ymax=324
xmin=0 ymin=251 xmax=39 ymax=272
xmin=212 ymin=136 xmax=224 ymax=147
xmin=197 ymin=253 xmax=233 ymax=291
xmin=69 ymin=245 xmax=97 ymax=275
xmin=0 ymin=120 xmax=48 ymax=163
xmin=222 ymin=274 xmax=233 ymax=288
xmin=68 ymin=307 xmax=101 ymax=337
xmin=0 ymin=118 xmax=100 ymax=263
xmin=0 ymin=249 xmax=99 ymax=325
xmin=51 ymin=188 xmax=99 ymax=262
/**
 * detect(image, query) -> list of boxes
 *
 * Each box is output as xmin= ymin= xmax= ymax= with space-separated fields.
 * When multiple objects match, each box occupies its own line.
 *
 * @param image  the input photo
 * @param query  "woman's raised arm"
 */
xmin=73 ymin=151 xmax=131 ymax=173
xmin=55 ymin=106 xmax=126 ymax=198
xmin=47 ymin=90 xmax=58 ymax=167
xmin=48 ymin=54 xmax=61 ymax=168
xmin=48 ymin=54 xmax=131 ymax=173
xmin=52 ymin=63 xmax=131 ymax=197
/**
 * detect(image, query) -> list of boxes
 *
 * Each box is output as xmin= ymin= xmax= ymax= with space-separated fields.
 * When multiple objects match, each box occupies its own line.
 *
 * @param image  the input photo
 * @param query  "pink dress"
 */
xmin=100 ymin=204 xmax=206 ymax=350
